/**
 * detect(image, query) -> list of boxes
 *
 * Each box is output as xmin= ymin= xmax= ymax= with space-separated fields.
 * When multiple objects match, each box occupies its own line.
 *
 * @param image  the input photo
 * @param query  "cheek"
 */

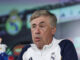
xmin=32 ymin=33 xmax=34 ymax=39
xmin=31 ymin=31 xmax=35 ymax=39
xmin=43 ymin=30 xmax=52 ymax=39
xmin=43 ymin=29 xmax=51 ymax=35
xmin=32 ymin=35 xmax=35 ymax=43
xmin=31 ymin=30 xmax=34 ymax=36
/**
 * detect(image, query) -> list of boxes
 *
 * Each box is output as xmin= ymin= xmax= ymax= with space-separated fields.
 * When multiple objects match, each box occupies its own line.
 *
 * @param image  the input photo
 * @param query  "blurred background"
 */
xmin=0 ymin=0 xmax=80 ymax=60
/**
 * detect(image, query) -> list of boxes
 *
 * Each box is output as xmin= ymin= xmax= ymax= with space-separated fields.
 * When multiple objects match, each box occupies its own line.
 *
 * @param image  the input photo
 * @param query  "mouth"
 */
xmin=35 ymin=37 xmax=40 ymax=42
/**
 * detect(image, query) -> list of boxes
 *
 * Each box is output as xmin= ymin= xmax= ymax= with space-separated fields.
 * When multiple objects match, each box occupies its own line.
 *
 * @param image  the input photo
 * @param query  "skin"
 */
xmin=31 ymin=16 xmax=56 ymax=50
xmin=0 ymin=38 xmax=2 ymax=44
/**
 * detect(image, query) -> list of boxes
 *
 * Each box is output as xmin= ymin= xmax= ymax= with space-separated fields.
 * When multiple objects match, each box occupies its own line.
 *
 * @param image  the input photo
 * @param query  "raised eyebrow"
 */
xmin=39 ymin=21 xmax=45 ymax=25
xmin=31 ymin=21 xmax=45 ymax=26
xmin=32 ymin=24 xmax=36 ymax=26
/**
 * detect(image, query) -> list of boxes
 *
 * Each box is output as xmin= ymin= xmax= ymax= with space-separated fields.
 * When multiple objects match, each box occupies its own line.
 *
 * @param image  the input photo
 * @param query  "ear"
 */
xmin=51 ymin=26 xmax=56 ymax=35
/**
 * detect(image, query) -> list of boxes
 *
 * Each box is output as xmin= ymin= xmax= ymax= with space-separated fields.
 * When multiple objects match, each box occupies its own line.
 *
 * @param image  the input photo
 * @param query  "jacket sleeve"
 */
xmin=17 ymin=44 xmax=31 ymax=60
xmin=59 ymin=40 xmax=78 ymax=60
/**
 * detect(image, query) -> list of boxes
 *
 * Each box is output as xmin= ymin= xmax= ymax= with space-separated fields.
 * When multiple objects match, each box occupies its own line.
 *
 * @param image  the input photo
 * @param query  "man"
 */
xmin=18 ymin=10 xmax=78 ymax=60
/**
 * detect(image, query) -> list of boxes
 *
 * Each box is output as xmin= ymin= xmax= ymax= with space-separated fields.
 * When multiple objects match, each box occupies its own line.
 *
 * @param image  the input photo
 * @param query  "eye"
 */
xmin=39 ymin=22 xmax=46 ymax=28
xmin=39 ymin=24 xmax=46 ymax=28
xmin=31 ymin=24 xmax=36 ymax=28
xmin=32 ymin=25 xmax=36 ymax=28
xmin=40 ymin=25 xmax=45 ymax=28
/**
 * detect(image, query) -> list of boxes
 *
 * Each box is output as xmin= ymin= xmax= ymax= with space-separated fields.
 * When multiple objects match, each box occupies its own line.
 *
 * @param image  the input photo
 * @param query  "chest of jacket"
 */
xmin=23 ymin=44 xmax=61 ymax=60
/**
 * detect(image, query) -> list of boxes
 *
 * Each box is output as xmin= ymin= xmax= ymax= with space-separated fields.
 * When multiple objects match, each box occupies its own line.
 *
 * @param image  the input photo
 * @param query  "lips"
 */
xmin=35 ymin=37 xmax=40 ymax=42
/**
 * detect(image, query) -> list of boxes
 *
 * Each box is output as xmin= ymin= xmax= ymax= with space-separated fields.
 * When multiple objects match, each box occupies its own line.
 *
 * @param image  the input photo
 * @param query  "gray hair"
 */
xmin=30 ymin=10 xmax=57 ymax=27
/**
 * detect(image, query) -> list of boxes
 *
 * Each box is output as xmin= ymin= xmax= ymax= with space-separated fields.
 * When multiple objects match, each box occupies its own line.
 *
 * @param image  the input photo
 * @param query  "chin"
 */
xmin=36 ymin=44 xmax=43 ymax=49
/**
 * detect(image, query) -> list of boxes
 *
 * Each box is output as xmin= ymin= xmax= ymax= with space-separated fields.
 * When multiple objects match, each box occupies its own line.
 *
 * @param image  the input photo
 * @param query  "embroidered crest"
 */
xmin=51 ymin=52 xmax=56 ymax=60
xmin=29 ymin=57 xmax=33 ymax=60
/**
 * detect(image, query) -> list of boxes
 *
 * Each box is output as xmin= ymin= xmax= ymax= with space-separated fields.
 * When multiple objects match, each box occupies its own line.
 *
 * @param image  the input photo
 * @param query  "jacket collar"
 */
xmin=31 ymin=37 xmax=58 ymax=51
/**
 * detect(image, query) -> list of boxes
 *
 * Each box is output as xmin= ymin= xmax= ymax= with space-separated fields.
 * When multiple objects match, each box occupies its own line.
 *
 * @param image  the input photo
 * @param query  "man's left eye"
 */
xmin=40 ymin=25 xmax=44 ymax=28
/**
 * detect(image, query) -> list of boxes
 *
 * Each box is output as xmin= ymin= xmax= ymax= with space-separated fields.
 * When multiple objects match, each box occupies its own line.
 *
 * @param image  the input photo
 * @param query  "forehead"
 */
xmin=31 ymin=16 xmax=50 ymax=25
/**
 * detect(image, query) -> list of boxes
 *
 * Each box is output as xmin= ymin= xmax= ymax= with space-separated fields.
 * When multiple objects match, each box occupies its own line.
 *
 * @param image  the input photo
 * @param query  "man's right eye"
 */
xmin=32 ymin=25 xmax=36 ymax=28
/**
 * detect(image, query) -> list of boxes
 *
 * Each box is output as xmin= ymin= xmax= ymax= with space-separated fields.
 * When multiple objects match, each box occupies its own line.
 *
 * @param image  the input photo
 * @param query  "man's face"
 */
xmin=31 ymin=16 xmax=56 ymax=49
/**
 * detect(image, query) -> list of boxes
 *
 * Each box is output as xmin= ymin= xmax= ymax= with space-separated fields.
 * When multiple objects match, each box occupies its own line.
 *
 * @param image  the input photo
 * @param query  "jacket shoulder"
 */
xmin=59 ymin=39 xmax=78 ymax=60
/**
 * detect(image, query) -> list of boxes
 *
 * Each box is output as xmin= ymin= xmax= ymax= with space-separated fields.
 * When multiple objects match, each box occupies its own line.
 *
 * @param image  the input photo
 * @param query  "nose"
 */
xmin=35 ymin=26 xmax=40 ymax=34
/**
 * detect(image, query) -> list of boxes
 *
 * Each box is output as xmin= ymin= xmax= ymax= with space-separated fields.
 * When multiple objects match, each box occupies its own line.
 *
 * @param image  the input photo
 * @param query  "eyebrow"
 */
xmin=32 ymin=21 xmax=45 ymax=26
xmin=39 ymin=21 xmax=45 ymax=25
xmin=32 ymin=24 xmax=36 ymax=26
